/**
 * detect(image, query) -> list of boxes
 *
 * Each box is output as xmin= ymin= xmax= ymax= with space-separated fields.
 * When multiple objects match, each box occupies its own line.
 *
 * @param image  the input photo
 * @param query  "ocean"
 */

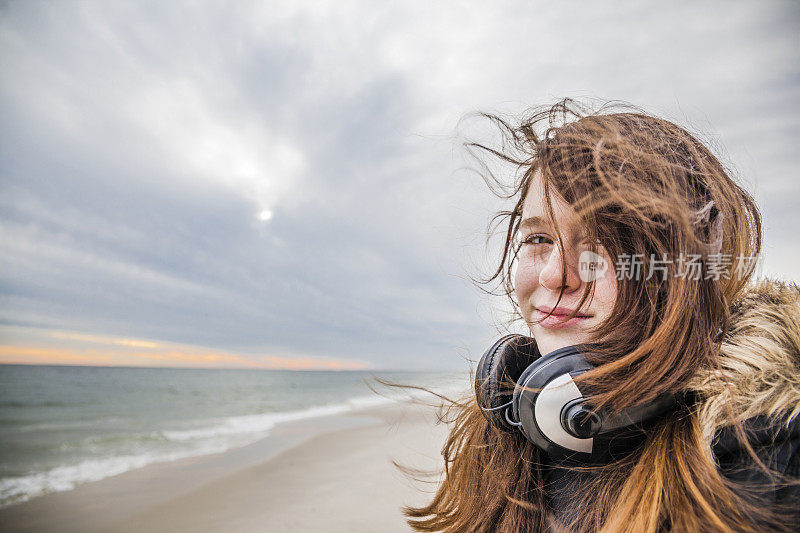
xmin=0 ymin=364 xmax=468 ymax=508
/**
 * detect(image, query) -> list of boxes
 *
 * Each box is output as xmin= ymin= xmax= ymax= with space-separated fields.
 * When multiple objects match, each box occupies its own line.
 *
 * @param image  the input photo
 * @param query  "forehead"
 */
xmin=520 ymin=174 xmax=583 ymax=232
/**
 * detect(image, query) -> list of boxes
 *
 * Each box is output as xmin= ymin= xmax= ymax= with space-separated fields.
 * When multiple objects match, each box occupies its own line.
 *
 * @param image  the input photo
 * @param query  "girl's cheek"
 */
xmin=591 ymin=260 xmax=619 ymax=316
xmin=596 ymin=252 xmax=618 ymax=296
xmin=514 ymin=261 xmax=539 ymax=310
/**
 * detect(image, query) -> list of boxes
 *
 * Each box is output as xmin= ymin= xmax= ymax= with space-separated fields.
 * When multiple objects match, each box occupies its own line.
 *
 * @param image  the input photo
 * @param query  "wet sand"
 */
xmin=0 ymin=400 xmax=451 ymax=532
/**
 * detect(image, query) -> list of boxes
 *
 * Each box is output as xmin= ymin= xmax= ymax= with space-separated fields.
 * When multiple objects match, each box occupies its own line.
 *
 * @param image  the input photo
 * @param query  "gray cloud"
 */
xmin=1 ymin=0 xmax=798 ymax=370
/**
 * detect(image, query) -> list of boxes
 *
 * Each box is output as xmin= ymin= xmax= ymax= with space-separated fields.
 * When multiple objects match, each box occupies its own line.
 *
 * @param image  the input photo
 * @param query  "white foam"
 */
xmin=0 ymin=446 xmax=223 ymax=508
xmin=0 ymin=378 xmax=469 ymax=509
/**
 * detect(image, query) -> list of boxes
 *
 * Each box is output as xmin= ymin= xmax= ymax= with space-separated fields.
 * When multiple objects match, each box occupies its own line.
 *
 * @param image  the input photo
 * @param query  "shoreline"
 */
xmin=0 ymin=398 xmax=451 ymax=532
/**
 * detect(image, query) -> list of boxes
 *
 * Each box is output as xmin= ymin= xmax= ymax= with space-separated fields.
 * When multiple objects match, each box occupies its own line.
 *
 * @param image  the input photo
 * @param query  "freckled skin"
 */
xmin=515 ymin=174 xmax=618 ymax=357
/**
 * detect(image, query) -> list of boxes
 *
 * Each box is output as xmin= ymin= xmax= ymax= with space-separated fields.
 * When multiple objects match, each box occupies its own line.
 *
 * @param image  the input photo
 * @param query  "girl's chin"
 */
xmin=531 ymin=326 xmax=593 ymax=354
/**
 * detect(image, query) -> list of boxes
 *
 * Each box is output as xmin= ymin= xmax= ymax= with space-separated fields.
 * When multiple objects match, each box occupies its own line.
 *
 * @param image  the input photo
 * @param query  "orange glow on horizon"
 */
xmin=0 ymin=346 xmax=114 ymax=366
xmin=49 ymin=331 xmax=162 ymax=349
xmin=0 ymin=331 xmax=370 ymax=371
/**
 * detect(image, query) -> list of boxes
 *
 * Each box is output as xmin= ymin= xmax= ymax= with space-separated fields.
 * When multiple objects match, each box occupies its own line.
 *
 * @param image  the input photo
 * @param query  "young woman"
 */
xmin=404 ymin=100 xmax=800 ymax=532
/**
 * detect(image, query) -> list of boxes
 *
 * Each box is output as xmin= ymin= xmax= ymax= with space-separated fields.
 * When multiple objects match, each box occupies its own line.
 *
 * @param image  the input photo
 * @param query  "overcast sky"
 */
xmin=1 ymin=1 xmax=798 ymax=371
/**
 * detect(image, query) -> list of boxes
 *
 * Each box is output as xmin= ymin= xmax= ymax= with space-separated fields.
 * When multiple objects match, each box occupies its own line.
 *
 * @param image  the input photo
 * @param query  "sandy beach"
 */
xmin=0 ymin=399 xmax=452 ymax=533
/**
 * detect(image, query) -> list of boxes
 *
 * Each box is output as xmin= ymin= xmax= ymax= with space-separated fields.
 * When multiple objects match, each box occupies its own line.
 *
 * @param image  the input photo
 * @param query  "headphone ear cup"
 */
xmin=475 ymin=335 xmax=540 ymax=431
xmin=512 ymin=346 xmax=595 ymax=455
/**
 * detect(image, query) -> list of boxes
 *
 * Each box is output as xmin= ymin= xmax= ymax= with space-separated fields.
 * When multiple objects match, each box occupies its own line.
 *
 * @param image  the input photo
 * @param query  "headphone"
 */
xmin=475 ymin=334 xmax=680 ymax=459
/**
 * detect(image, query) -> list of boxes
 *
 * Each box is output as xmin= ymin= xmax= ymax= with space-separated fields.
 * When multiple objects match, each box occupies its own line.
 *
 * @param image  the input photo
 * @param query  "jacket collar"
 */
xmin=689 ymin=278 xmax=800 ymax=444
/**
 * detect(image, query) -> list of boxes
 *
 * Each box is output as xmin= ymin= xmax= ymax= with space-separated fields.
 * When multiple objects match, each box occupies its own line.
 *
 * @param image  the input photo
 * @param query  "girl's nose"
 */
xmin=538 ymin=244 xmax=582 ymax=293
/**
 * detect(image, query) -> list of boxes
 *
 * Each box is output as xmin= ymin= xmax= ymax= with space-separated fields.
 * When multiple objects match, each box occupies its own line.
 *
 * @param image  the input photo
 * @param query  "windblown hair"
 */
xmin=400 ymin=100 xmax=798 ymax=532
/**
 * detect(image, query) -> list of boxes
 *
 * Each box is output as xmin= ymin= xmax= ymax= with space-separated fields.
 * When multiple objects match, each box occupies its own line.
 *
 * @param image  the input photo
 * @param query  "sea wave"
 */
xmin=0 ymin=380 xmax=468 ymax=509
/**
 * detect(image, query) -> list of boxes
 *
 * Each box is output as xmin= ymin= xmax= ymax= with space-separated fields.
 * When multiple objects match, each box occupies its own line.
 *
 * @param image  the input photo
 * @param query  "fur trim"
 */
xmin=689 ymin=278 xmax=800 ymax=444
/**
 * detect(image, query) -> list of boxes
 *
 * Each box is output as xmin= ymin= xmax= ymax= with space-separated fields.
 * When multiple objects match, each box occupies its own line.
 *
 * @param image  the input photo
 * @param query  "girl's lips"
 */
xmin=534 ymin=308 xmax=591 ymax=330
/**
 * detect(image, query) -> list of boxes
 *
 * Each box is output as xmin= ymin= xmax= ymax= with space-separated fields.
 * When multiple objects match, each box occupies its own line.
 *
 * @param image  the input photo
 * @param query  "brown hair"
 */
xmin=401 ymin=100 xmax=790 ymax=531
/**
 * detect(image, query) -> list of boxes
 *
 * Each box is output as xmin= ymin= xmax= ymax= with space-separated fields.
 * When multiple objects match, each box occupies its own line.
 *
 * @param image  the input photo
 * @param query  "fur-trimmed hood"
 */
xmin=690 ymin=278 xmax=800 ymax=445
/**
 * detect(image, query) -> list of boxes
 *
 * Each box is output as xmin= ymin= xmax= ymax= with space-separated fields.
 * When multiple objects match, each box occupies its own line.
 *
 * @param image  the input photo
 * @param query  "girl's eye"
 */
xmin=521 ymin=234 xmax=553 ymax=246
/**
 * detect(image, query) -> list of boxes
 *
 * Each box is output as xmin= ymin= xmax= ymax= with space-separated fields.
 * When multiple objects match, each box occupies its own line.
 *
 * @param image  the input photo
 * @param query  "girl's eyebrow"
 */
xmin=519 ymin=215 xmax=548 ymax=229
xmin=519 ymin=214 xmax=590 ymax=240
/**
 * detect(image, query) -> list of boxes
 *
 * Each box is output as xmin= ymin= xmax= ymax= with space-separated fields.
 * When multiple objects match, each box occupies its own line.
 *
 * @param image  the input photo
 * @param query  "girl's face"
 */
xmin=514 ymin=174 xmax=618 ymax=356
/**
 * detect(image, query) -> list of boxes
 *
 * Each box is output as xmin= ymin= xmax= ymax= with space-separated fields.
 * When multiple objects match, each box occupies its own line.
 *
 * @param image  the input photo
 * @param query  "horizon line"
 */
xmin=0 ymin=361 xmax=462 ymax=373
